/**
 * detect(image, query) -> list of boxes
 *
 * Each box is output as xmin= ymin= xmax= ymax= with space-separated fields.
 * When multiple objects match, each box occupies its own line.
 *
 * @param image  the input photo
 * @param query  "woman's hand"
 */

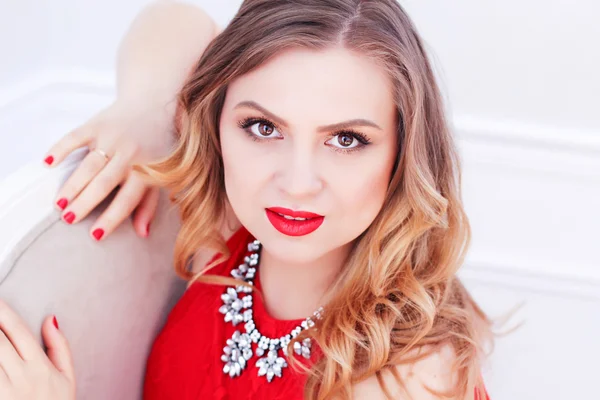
xmin=0 ymin=301 xmax=75 ymax=400
xmin=43 ymin=100 xmax=175 ymax=241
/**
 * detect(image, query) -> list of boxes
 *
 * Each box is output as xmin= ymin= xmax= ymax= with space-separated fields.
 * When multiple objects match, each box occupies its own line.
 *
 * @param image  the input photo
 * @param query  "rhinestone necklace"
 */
xmin=219 ymin=239 xmax=324 ymax=382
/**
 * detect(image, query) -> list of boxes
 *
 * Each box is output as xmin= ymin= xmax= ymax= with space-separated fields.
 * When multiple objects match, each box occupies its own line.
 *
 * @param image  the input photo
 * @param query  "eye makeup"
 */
xmin=236 ymin=115 xmax=372 ymax=154
xmin=237 ymin=117 xmax=281 ymax=140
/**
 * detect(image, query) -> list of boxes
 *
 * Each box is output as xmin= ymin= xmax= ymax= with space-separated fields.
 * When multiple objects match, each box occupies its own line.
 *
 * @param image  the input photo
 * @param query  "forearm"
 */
xmin=115 ymin=0 xmax=219 ymax=108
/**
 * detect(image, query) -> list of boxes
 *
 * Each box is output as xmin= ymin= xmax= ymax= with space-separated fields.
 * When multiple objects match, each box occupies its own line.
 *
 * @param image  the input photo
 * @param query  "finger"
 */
xmin=88 ymin=172 xmax=148 ymax=241
xmin=55 ymin=149 xmax=112 ymax=213
xmin=43 ymin=124 xmax=93 ymax=168
xmin=41 ymin=316 xmax=75 ymax=383
xmin=132 ymin=186 xmax=160 ymax=238
xmin=0 ymin=300 xmax=45 ymax=362
xmin=60 ymin=152 xmax=128 ymax=225
xmin=0 ymin=328 xmax=24 ymax=381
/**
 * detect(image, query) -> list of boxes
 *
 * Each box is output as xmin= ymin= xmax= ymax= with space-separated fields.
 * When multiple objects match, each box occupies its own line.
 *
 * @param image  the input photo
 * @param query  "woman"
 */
xmin=2 ymin=1 xmax=491 ymax=399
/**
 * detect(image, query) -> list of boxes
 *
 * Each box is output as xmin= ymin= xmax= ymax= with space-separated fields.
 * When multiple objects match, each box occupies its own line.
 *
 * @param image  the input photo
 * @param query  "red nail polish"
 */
xmin=56 ymin=198 xmax=68 ymax=210
xmin=92 ymin=228 xmax=104 ymax=241
xmin=63 ymin=212 xmax=75 ymax=224
xmin=53 ymin=316 xmax=59 ymax=329
xmin=44 ymin=155 xmax=54 ymax=165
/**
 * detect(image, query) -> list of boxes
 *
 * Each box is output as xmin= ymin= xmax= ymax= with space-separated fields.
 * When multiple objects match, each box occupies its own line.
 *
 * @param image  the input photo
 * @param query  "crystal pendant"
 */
xmin=256 ymin=349 xmax=288 ymax=382
xmin=221 ymin=330 xmax=253 ymax=378
xmin=219 ymin=287 xmax=252 ymax=326
xmin=293 ymin=338 xmax=313 ymax=359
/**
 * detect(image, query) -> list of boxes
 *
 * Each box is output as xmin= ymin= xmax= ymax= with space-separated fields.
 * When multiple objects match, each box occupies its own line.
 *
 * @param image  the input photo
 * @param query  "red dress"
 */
xmin=144 ymin=226 xmax=490 ymax=399
xmin=144 ymin=226 xmax=312 ymax=400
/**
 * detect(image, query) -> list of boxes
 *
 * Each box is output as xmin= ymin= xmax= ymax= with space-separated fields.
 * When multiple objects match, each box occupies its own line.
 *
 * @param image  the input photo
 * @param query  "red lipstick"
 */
xmin=265 ymin=207 xmax=324 ymax=237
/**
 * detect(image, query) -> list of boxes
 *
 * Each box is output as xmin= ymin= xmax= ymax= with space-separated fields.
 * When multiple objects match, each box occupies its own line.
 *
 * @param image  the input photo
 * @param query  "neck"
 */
xmin=258 ymin=243 xmax=351 ymax=320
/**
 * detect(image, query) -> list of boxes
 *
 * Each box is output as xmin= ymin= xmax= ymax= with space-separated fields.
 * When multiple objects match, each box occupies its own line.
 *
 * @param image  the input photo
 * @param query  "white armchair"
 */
xmin=0 ymin=152 xmax=185 ymax=399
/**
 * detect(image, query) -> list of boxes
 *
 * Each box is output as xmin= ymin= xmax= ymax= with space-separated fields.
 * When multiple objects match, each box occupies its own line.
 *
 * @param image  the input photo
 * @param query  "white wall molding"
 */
xmin=455 ymin=115 xmax=600 ymax=157
xmin=0 ymin=68 xmax=114 ymax=111
xmin=461 ymin=260 xmax=600 ymax=302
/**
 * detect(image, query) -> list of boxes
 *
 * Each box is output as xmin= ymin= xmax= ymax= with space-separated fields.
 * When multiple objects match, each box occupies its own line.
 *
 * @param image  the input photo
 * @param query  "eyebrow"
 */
xmin=234 ymin=100 xmax=383 ymax=132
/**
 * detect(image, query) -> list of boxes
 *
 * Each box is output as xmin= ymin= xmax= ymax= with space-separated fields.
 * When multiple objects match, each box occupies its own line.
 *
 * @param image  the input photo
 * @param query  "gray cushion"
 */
xmin=0 ymin=156 xmax=185 ymax=399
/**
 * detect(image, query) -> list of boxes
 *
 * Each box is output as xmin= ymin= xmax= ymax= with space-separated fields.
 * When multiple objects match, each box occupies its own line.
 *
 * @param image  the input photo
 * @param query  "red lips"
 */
xmin=266 ymin=207 xmax=323 ymax=219
xmin=265 ymin=207 xmax=324 ymax=237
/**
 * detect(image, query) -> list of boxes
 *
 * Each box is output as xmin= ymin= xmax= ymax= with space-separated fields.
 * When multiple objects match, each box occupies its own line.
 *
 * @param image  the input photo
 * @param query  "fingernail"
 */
xmin=146 ymin=223 xmax=151 ymax=237
xmin=53 ymin=316 xmax=59 ymax=329
xmin=63 ymin=212 xmax=75 ymax=224
xmin=92 ymin=228 xmax=104 ymax=241
xmin=44 ymin=155 xmax=54 ymax=166
xmin=56 ymin=198 xmax=68 ymax=210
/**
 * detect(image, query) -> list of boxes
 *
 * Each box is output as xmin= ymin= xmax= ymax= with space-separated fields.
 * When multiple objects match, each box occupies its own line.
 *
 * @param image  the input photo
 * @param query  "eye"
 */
xmin=329 ymin=133 xmax=358 ymax=149
xmin=238 ymin=117 xmax=282 ymax=140
xmin=325 ymin=131 xmax=371 ymax=152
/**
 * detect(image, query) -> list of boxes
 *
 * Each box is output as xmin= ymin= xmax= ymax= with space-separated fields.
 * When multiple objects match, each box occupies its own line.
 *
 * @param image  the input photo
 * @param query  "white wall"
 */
xmin=401 ymin=2 xmax=600 ymax=398
xmin=1 ymin=1 xmax=598 ymax=399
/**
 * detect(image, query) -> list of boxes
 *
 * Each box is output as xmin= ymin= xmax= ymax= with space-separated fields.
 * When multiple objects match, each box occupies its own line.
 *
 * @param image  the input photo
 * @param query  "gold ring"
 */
xmin=92 ymin=148 xmax=110 ymax=162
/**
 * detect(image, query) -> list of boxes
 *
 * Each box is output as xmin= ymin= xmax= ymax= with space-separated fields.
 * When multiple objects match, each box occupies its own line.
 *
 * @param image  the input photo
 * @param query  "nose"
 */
xmin=276 ymin=145 xmax=323 ymax=200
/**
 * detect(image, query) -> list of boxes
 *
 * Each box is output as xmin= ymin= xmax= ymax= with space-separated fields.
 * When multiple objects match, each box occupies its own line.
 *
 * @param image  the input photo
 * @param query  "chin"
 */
xmin=257 ymin=231 xmax=328 ymax=264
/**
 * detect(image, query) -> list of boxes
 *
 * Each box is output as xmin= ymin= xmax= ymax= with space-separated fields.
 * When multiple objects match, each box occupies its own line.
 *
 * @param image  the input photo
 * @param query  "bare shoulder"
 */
xmin=352 ymin=343 xmax=465 ymax=400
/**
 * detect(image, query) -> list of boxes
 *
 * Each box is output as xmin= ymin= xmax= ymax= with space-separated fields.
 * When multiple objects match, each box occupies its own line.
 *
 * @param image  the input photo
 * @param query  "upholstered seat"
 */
xmin=0 ymin=151 xmax=185 ymax=399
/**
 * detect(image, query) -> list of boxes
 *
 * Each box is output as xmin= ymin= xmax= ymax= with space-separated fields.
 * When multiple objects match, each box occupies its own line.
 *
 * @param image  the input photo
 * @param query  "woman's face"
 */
xmin=219 ymin=46 xmax=398 ymax=264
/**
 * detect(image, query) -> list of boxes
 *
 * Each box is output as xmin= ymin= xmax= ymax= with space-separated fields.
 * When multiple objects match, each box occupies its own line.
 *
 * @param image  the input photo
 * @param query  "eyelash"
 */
xmin=236 ymin=116 xmax=372 ymax=154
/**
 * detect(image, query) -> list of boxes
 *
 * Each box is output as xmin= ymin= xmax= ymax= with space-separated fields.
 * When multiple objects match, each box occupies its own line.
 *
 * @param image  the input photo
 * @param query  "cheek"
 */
xmin=220 ymin=129 xmax=248 ymax=206
xmin=347 ymin=170 xmax=388 ymax=215
xmin=334 ymin=152 xmax=395 ymax=229
xmin=220 ymin=128 xmax=272 ymax=209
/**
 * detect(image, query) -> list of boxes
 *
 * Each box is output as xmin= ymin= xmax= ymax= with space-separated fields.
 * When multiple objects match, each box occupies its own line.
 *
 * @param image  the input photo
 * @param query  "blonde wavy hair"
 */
xmin=134 ymin=0 xmax=492 ymax=399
